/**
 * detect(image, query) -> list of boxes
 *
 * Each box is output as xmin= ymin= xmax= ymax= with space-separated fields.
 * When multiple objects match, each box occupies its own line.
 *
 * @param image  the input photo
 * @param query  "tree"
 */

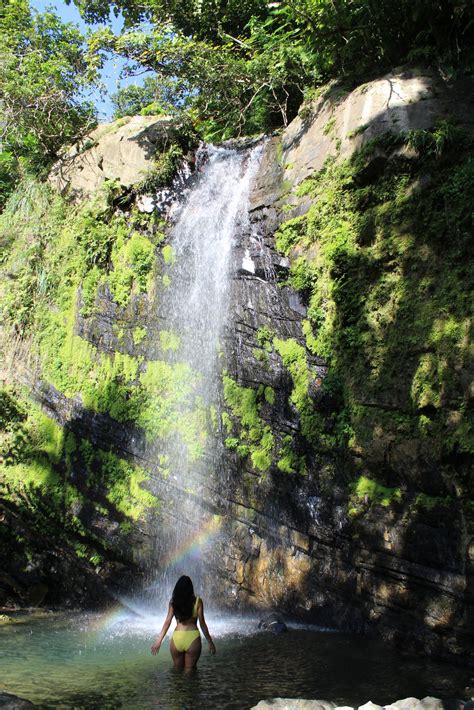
xmin=111 ymin=77 xmax=167 ymax=118
xmin=71 ymin=0 xmax=268 ymax=38
xmin=0 ymin=0 xmax=98 ymax=206
xmin=75 ymin=0 xmax=474 ymax=140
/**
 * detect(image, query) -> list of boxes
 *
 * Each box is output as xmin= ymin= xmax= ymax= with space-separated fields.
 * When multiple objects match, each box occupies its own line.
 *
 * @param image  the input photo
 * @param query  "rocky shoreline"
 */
xmin=251 ymin=699 xmax=472 ymax=710
xmin=1 ymin=692 xmax=471 ymax=710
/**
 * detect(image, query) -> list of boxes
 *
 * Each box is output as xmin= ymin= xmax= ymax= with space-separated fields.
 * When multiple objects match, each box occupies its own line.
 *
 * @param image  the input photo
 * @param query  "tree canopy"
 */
xmin=0 ymin=0 xmax=98 ymax=206
xmin=73 ymin=0 xmax=474 ymax=139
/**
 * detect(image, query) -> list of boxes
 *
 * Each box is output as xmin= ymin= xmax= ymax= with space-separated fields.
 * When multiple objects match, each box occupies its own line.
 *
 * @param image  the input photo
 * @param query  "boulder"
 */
xmin=258 ymin=613 xmax=288 ymax=634
xmin=49 ymin=115 xmax=176 ymax=199
xmin=0 ymin=692 xmax=36 ymax=708
xmin=251 ymin=701 xmax=336 ymax=710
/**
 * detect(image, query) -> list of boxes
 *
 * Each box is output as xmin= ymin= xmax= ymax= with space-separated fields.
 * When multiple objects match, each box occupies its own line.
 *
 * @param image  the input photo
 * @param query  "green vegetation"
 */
xmin=223 ymin=374 xmax=274 ymax=472
xmin=111 ymin=77 xmax=167 ymax=119
xmin=137 ymin=144 xmax=184 ymax=193
xmin=275 ymin=125 xmax=474 ymax=494
xmin=354 ymin=475 xmax=402 ymax=506
xmin=0 ymin=173 xmax=214 ymax=473
xmin=274 ymin=337 xmax=322 ymax=445
xmin=133 ymin=325 xmax=147 ymax=345
xmin=222 ymin=373 xmax=305 ymax=475
xmin=256 ymin=326 xmax=273 ymax=351
xmin=109 ymin=230 xmax=155 ymax=306
xmin=73 ymin=0 xmax=473 ymax=139
xmin=0 ymin=386 xmax=159 ymax=571
xmin=0 ymin=0 xmax=98 ymax=206
xmin=162 ymin=244 xmax=175 ymax=265
xmin=159 ymin=330 xmax=180 ymax=352
xmin=0 ymin=178 xmax=162 ymax=423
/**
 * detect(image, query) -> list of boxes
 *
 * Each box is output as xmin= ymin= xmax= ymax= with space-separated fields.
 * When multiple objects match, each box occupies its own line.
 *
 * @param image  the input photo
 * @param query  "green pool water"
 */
xmin=0 ymin=610 xmax=469 ymax=709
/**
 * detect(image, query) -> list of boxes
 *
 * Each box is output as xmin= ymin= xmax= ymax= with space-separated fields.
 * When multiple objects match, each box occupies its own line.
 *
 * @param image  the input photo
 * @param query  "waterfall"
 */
xmin=147 ymin=143 xmax=263 ymax=606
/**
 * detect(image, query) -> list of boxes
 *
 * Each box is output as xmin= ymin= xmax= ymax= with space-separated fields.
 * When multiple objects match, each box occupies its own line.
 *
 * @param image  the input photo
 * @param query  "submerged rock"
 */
xmin=0 ymin=692 xmax=36 ymax=708
xmin=258 ymin=613 xmax=288 ymax=634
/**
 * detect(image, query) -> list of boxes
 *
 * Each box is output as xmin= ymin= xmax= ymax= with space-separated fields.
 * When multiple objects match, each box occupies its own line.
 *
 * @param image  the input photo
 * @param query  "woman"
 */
xmin=151 ymin=575 xmax=216 ymax=671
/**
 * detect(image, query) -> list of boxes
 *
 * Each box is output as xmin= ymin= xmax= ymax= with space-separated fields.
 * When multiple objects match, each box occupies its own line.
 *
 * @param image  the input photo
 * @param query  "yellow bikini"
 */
xmin=172 ymin=596 xmax=200 ymax=652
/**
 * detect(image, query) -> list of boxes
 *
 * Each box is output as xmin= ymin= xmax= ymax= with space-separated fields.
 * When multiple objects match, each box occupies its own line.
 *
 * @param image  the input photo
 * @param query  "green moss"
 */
xmin=162 ymin=244 xmax=175 ymax=265
xmin=274 ymin=215 xmax=306 ymax=256
xmin=346 ymin=123 xmax=369 ymax=139
xmin=414 ymin=493 xmax=453 ymax=510
xmin=159 ymin=330 xmax=180 ymax=352
xmin=222 ymin=374 xmax=275 ymax=473
xmin=256 ymin=326 xmax=273 ymax=351
xmin=221 ymin=411 xmax=232 ymax=433
xmin=253 ymin=347 xmax=268 ymax=364
xmin=274 ymin=126 xmax=474 ymax=481
xmin=137 ymin=359 xmax=208 ymax=460
xmin=353 ymin=475 xmax=402 ymax=507
xmin=0 ymin=178 xmax=157 ymax=428
xmin=133 ymin=326 xmax=147 ymax=346
xmin=302 ymin=319 xmax=319 ymax=355
xmin=323 ymin=116 xmax=336 ymax=136
xmin=264 ymin=386 xmax=275 ymax=405
xmin=137 ymin=144 xmax=183 ymax=193
xmin=277 ymin=436 xmax=304 ymax=475
xmin=224 ymin=436 xmax=239 ymax=449
xmin=274 ymin=337 xmax=323 ymax=445
xmin=81 ymin=266 xmax=104 ymax=315
xmin=109 ymin=231 xmax=155 ymax=307
xmin=96 ymin=449 xmax=159 ymax=520
xmin=0 ymin=389 xmax=159 ymax=539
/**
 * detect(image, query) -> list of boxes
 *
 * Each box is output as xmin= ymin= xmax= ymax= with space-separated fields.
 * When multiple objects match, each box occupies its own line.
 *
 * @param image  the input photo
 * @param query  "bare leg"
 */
xmin=170 ymin=638 xmax=185 ymax=670
xmin=184 ymin=636 xmax=202 ymax=672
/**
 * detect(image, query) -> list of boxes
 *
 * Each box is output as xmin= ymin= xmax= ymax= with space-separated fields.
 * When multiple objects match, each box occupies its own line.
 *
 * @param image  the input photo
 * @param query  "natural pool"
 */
xmin=0 ymin=609 xmax=470 ymax=709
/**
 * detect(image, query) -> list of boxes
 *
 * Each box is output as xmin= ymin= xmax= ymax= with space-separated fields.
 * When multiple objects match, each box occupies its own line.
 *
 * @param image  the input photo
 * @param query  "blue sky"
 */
xmin=30 ymin=0 xmax=147 ymax=120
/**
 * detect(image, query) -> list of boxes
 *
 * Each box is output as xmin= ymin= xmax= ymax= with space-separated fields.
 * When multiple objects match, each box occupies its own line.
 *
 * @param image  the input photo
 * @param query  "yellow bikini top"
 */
xmin=192 ymin=596 xmax=200 ymax=618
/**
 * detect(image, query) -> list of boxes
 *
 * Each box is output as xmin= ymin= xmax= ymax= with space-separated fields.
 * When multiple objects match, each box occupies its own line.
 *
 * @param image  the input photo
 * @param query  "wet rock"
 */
xmin=384 ymin=700 xmax=443 ymax=710
xmin=0 ymin=692 xmax=36 ymax=708
xmin=258 ymin=613 xmax=288 ymax=634
xmin=251 ymin=700 xmax=444 ymax=710
xmin=251 ymin=701 xmax=336 ymax=710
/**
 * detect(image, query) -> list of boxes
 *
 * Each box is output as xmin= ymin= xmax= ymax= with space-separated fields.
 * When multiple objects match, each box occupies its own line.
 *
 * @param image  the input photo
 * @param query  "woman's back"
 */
xmin=174 ymin=596 xmax=200 ymax=628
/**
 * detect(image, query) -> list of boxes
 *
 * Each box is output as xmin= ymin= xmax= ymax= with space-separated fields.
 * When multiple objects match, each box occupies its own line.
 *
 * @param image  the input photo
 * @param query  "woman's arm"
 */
xmin=151 ymin=603 xmax=174 ymax=655
xmin=198 ymin=599 xmax=216 ymax=655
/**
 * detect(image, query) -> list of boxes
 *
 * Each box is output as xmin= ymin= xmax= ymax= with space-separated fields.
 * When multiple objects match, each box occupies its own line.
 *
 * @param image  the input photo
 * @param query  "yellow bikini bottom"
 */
xmin=172 ymin=629 xmax=200 ymax=652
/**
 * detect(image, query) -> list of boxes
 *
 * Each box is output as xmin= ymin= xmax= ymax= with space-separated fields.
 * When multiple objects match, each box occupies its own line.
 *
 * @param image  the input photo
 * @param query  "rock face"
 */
xmin=3 ymin=68 xmax=473 ymax=663
xmin=206 ymin=67 xmax=474 ymax=662
xmin=49 ymin=115 xmax=176 ymax=199
xmin=0 ymin=691 xmax=36 ymax=708
xmin=250 ymin=699 xmax=444 ymax=710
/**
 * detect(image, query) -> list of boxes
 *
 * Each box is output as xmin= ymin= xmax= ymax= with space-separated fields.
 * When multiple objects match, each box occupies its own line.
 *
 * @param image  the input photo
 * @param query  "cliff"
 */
xmin=0 ymin=67 xmax=472 ymax=662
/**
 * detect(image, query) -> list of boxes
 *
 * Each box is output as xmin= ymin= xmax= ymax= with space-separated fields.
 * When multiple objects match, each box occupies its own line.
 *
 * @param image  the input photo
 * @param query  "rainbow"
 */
xmin=92 ymin=515 xmax=223 ymax=636
xmin=162 ymin=514 xmax=222 ymax=568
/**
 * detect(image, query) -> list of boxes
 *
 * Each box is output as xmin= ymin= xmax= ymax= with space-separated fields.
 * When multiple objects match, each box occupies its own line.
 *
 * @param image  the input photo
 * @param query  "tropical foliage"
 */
xmin=76 ymin=0 xmax=474 ymax=139
xmin=0 ymin=0 xmax=97 ymax=206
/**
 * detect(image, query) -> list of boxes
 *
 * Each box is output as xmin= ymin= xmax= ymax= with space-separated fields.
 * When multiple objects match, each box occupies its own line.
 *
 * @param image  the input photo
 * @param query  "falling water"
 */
xmin=146 ymin=143 xmax=263 ymax=605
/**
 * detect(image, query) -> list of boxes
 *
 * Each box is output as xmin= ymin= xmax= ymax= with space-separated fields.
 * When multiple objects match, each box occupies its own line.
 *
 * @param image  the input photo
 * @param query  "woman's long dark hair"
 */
xmin=171 ymin=575 xmax=196 ymax=622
